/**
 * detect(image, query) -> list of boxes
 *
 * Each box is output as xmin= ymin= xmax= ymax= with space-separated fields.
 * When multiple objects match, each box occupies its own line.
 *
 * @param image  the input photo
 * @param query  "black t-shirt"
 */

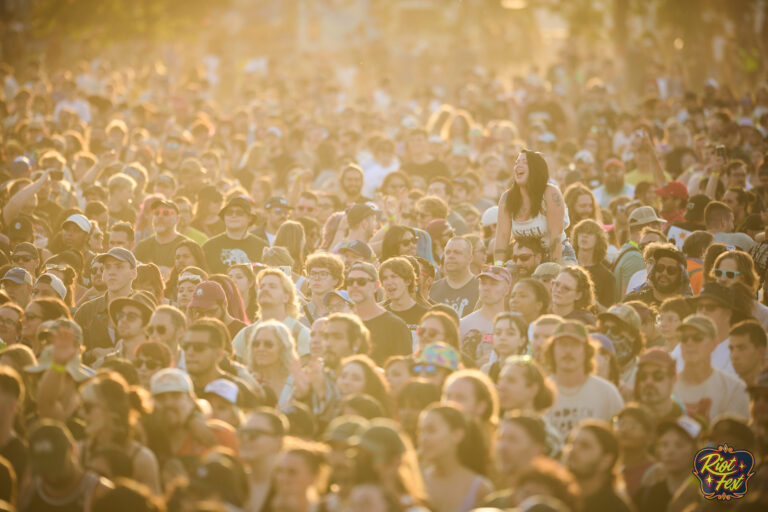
xmin=429 ymin=276 xmax=479 ymax=318
xmin=586 ymin=263 xmax=616 ymax=307
xmin=387 ymin=302 xmax=429 ymax=349
xmin=134 ymin=233 xmax=191 ymax=268
xmin=0 ymin=434 xmax=27 ymax=492
xmin=401 ymin=160 xmax=450 ymax=180
xmin=364 ymin=311 xmax=413 ymax=365
xmin=202 ymin=232 xmax=269 ymax=273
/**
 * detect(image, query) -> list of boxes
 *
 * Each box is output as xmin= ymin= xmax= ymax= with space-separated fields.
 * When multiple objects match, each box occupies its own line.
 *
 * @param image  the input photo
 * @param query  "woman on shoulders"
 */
xmin=494 ymin=150 xmax=571 ymax=264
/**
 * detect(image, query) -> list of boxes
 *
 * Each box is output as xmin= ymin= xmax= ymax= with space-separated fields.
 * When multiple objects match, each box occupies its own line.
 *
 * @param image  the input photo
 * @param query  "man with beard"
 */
xmin=634 ymin=348 xmax=684 ymax=424
xmin=508 ymin=237 xmax=545 ymax=282
xmin=624 ymin=244 xmax=689 ymax=307
xmin=239 ymin=409 xmax=288 ymax=512
xmin=134 ymin=200 xmax=190 ymax=271
xmin=203 ymin=195 xmax=268 ymax=273
xmin=149 ymin=368 xmax=237 ymax=464
xmin=597 ymin=304 xmax=644 ymax=391
xmin=339 ymin=164 xmax=371 ymax=206
xmin=592 ymin=159 xmax=634 ymax=209
xmin=654 ymin=181 xmax=688 ymax=225
xmin=252 ymin=196 xmax=290 ymax=246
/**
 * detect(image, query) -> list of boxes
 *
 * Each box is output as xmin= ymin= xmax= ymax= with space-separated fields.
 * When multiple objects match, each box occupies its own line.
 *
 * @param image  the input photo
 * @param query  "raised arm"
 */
xmin=3 ymin=170 xmax=49 ymax=225
xmin=545 ymin=184 xmax=565 ymax=263
xmin=493 ymin=191 xmax=512 ymax=264
xmin=642 ymin=132 xmax=667 ymax=187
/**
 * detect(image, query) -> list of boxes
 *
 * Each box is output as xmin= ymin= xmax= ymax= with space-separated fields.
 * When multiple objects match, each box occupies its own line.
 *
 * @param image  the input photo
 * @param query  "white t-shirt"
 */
xmin=459 ymin=309 xmax=495 ymax=362
xmin=545 ymin=375 xmax=624 ymax=439
xmin=670 ymin=339 xmax=736 ymax=375
xmin=673 ymin=368 xmax=750 ymax=422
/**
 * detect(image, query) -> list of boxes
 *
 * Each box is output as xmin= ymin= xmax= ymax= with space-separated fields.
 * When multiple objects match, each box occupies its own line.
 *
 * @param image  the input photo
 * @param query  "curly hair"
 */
xmin=564 ymin=183 xmax=603 ymax=225
xmin=571 ymin=219 xmax=609 ymax=263
xmin=712 ymin=250 xmax=760 ymax=293
xmin=558 ymin=266 xmax=596 ymax=310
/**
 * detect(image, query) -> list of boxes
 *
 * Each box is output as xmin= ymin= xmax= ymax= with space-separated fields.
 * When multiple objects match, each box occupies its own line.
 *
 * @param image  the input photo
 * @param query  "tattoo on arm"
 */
xmin=551 ymin=189 xmax=563 ymax=208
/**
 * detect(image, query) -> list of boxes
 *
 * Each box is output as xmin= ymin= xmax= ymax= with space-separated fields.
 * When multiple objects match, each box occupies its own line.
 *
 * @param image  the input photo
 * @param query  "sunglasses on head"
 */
xmin=412 ymin=364 xmax=438 ymax=374
xmin=713 ymin=269 xmax=741 ymax=280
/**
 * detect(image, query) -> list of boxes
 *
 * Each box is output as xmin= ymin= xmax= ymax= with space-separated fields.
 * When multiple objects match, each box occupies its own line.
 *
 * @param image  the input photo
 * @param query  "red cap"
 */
xmin=654 ymin=181 xmax=688 ymax=201
xmin=189 ymin=281 xmax=226 ymax=309
xmin=638 ymin=347 xmax=676 ymax=374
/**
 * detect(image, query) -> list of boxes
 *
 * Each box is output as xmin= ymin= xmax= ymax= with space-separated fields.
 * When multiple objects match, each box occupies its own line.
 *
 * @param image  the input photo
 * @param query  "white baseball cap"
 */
xmin=150 ymin=368 xmax=193 ymax=395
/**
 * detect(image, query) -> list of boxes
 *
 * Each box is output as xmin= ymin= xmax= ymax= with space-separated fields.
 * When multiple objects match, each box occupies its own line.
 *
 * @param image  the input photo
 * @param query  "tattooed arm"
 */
xmin=494 ymin=191 xmax=512 ymax=263
xmin=545 ymin=184 xmax=565 ymax=263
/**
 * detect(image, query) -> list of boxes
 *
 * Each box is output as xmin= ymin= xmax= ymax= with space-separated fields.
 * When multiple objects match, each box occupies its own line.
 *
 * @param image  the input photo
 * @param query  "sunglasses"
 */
xmin=136 ymin=358 xmax=162 ymax=370
xmin=412 ymin=364 xmax=438 ymax=374
xmin=115 ymin=311 xmax=142 ymax=322
xmin=12 ymin=254 xmax=34 ymax=263
xmin=238 ymin=428 xmax=276 ymax=441
xmin=655 ymin=263 xmax=680 ymax=276
xmin=346 ymin=277 xmax=372 ymax=287
xmin=153 ymin=208 xmax=176 ymax=217
xmin=251 ymin=339 xmax=275 ymax=349
xmin=146 ymin=325 xmax=167 ymax=336
xmin=637 ymin=370 xmax=668 ymax=383
xmin=182 ymin=342 xmax=216 ymax=353
xmin=399 ymin=237 xmax=417 ymax=247
xmin=513 ymin=253 xmax=533 ymax=262
xmin=225 ymin=208 xmax=248 ymax=217
xmin=680 ymin=333 xmax=706 ymax=344
xmin=713 ymin=269 xmax=741 ymax=280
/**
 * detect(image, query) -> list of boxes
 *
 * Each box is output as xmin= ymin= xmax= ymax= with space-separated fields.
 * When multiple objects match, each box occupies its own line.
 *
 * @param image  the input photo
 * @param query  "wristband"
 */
xmin=494 ymin=260 xmax=504 ymax=266
xmin=50 ymin=363 xmax=67 ymax=374
xmin=711 ymin=172 xmax=720 ymax=178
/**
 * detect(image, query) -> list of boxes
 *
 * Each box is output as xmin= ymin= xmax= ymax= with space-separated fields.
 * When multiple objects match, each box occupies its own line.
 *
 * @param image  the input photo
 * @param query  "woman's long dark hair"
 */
xmin=165 ymin=239 xmax=208 ymax=299
xmin=505 ymin=149 xmax=549 ymax=218
xmin=424 ymin=404 xmax=489 ymax=476
xmin=382 ymin=225 xmax=416 ymax=261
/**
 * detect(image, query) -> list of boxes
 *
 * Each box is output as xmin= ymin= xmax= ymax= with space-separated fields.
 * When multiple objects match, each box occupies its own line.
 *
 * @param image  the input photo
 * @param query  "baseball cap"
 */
xmin=2 ymin=267 xmax=32 ymax=286
xmin=353 ymin=419 xmax=407 ymax=460
xmin=8 ymin=217 xmax=33 ymax=241
xmin=25 ymin=343 xmax=94 ymax=382
xmin=12 ymin=242 xmax=37 ymax=258
xmin=336 ymin=240 xmax=374 ymax=262
xmin=638 ymin=347 xmax=676 ymax=374
xmin=108 ymin=291 xmax=157 ymax=324
xmin=151 ymin=199 xmax=179 ymax=213
xmin=598 ymin=304 xmax=641 ymax=331
xmin=414 ymin=342 xmax=461 ymax=371
xmin=628 ymin=206 xmax=665 ymax=227
xmin=35 ymin=273 xmax=67 ymax=300
xmin=685 ymin=194 xmax=710 ymax=222
xmin=478 ymin=265 xmax=512 ymax=285
xmin=264 ymin=197 xmax=291 ymax=210
xmin=481 ymin=206 xmax=498 ymax=227
xmin=204 ymin=378 xmax=239 ymax=405
xmin=347 ymin=261 xmax=378 ymax=282
xmin=323 ymin=290 xmax=353 ymax=307
xmin=219 ymin=195 xmax=256 ymax=219
xmin=694 ymin=282 xmax=735 ymax=311
xmin=654 ymin=181 xmax=689 ymax=200
xmin=677 ymin=314 xmax=717 ymax=339
xmin=324 ymin=415 xmax=370 ymax=444
xmin=532 ymin=262 xmax=561 ymax=280
xmin=150 ymin=368 xmax=194 ymax=395
xmin=574 ymin=150 xmax=595 ymax=164
xmin=94 ymin=247 xmax=137 ymax=268
xmin=550 ymin=320 xmax=589 ymax=344
xmin=62 ymin=213 xmax=91 ymax=233
xmin=188 ymin=281 xmax=227 ymax=310
xmin=346 ymin=203 xmax=376 ymax=226
xmin=28 ymin=420 xmax=75 ymax=475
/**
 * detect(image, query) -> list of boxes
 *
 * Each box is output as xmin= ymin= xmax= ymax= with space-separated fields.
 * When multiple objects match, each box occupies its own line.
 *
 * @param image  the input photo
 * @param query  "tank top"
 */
xmin=510 ymin=195 xmax=569 ymax=250
xmin=24 ymin=472 xmax=101 ymax=512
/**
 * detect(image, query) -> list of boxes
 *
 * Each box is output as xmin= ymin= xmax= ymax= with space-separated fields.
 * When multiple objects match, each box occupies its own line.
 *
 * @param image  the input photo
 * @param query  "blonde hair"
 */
xmin=256 ymin=268 xmax=300 ymax=318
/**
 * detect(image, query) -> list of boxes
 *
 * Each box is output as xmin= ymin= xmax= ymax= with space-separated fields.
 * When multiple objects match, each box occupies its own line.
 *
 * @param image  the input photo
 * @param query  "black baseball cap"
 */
xmin=28 ymin=420 xmax=74 ymax=476
xmin=265 ymin=197 xmax=292 ymax=210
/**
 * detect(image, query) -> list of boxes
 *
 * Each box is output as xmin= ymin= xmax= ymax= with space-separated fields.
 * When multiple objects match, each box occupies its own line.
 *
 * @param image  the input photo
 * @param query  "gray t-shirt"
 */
xmin=546 ymin=375 xmax=624 ymax=439
xmin=429 ymin=276 xmax=479 ymax=318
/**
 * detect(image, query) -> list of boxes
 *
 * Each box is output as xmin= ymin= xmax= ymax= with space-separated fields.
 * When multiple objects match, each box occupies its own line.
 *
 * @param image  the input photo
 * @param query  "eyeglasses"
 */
xmin=309 ymin=271 xmax=332 ymax=280
xmin=146 ymin=325 xmax=167 ymax=336
xmin=680 ymin=333 xmax=706 ymax=344
xmin=399 ymin=237 xmax=417 ymax=247
xmin=655 ymin=263 xmax=680 ymax=276
xmin=136 ymin=358 xmax=162 ymax=370
xmin=713 ymin=269 xmax=741 ymax=280
xmin=346 ymin=277 xmax=373 ymax=288
xmin=412 ymin=364 xmax=438 ymax=374
xmin=513 ymin=253 xmax=533 ymax=262
xmin=251 ymin=338 xmax=275 ymax=349
xmin=182 ymin=342 xmax=216 ymax=353
xmin=115 ymin=311 xmax=141 ymax=322
xmin=238 ymin=428 xmax=276 ymax=441
xmin=12 ymin=254 xmax=34 ymax=263
xmin=637 ymin=370 xmax=669 ymax=382
xmin=153 ymin=208 xmax=176 ymax=217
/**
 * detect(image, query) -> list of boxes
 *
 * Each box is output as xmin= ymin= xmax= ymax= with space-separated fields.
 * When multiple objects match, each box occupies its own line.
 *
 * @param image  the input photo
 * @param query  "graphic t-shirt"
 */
xmin=459 ymin=309 xmax=494 ymax=361
xmin=672 ymin=369 xmax=750 ymax=422
xmin=387 ymin=302 xmax=429 ymax=352
xmin=545 ymin=375 xmax=624 ymax=439
xmin=202 ymin=233 xmax=269 ymax=273
xmin=429 ymin=276 xmax=479 ymax=318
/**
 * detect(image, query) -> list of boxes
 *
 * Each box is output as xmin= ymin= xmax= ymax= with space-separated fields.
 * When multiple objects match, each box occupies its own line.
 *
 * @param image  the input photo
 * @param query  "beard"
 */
xmin=605 ymin=177 xmax=624 ymax=194
xmin=653 ymin=275 xmax=680 ymax=294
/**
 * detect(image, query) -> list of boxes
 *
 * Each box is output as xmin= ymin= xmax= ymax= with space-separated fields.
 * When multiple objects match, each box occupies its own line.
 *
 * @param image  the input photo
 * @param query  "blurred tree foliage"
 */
xmin=30 ymin=0 xmax=232 ymax=43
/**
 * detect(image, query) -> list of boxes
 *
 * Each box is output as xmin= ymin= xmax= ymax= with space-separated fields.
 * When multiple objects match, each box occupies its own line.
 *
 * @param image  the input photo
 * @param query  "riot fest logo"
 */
xmin=692 ymin=443 xmax=755 ymax=501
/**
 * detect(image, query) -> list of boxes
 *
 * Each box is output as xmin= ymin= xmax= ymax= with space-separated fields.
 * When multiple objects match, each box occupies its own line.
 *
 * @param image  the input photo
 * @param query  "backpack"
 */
xmin=612 ymin=244 xmax=642 ymax=273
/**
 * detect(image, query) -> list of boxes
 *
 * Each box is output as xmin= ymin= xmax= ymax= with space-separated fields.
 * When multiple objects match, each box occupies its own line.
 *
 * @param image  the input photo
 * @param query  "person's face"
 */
xmin=660 ymin=195 xmax=680 ymax=213
xmin=175 ymin=246 xmax=198 ymax=270
xmin=551 ymin=272 xmax=580 ymax=309
xmin=479 ymin=276 xmax=508 ymax=307
xmin=11 ymin=251 xmax=38 ymax=275
xmin=417 ymin=317 xmax=446 ymax=348
xmin=274 ymin=452 xmax=316 ymax=497
xmin=678 ymin=326 xmax=715 ymax=367
xmin=308 ymin=266 xmax=336 ymax=297
xmin=115 ymin=305 xmax=145 ymax=339
xmin=341 ymin=170 xmax=363 ymax=196
xmin=348 ymin=484 xmax=390 ymax=512
xmin=497 ymin=363 xmax=537 ymax=411
xmin=657 ymin=311 xmax=681 ymax=344
xmin=656 ymin=429 xmax=695 ymax=474
xmin=729 ymin=333 xmax=765 ymax=379
xmin=385 ymin=360 xmax=411 ymax=398
xmin=563 ymin=428 xmax=610 ymax=478
xmin=22 ymin=302 xmax=43 ymax=342
xmin=337 ymin=361 xmax=366 ymax=398
xmin=511 ymin=245 xmax=540 ymax=276
xmin=153 ymin=391 xmax=192 ymax=429
xmin=713 ymin=257 xmax=744 ymax=287
xmin=496 ymin=420 xmax=542 ymax=475
xmin=188 ymin=302 xmax=223 ymax=323
xmin=509 ymin=283 xmax=541 ymax=323
xmin=530 ymin=323 xmax=557 ymax=360
xmin=81 ymin=389 xmax=110 ymax=437
xmin=0 ymin=306 xmax=21 ymax=344
xmin=576 ymin=232 xmax=597 ymax=252
xmin=493 ymin=318 xmax=525 ymax=358
xmin=613 ymin=414 xmax=650 ymax=451
xmin=381 ymin=269 xmax=408 ymax=302
xmin=238 ymin=413 xmax=282 ymax=461
xmin=553 ymin=337 xmax=586 ymax=374
xmin=182 ymin=329 xmax=220 ymax=375
xmin=251 ymin=328 xmax=281 ymax=368
xmin=443 ymin=239 xmax=471 ymax=273
xmin=2 ymin=280 xmax=31 ymax=306
xmin=326 ymin=295 xmax=353 ymax=314
xmin=62 ymin=224 xmax=87 ymax=248
xmin=152 ymin=207 xmax=178 ymax=234
xmin=385 ymin=178 xmax=408 ymax=197
xmin=135 ymin=351 xmax=166 ymax=389
xmin=574 ymin=194 xmax=594 ymax=221
xmin=108 ymin=230 xmax=131 ymax=250
xmin=146 ymin=311 xmax=179 ymax=349
xmin=407 ymin=133 xmax=428 ymax=156
xmin=223 ymin=206 xmax=251 ymax=232
xmin=426 ymin=182 xmax=448 ymax=201
xmin=323 ymin=319 xmax=354 ymax=366
xmin=102 ymin=257 xmax=135 ymax=292
xmin=177 ymin=281 xmax=196 ymax=309
xmin=418 ymin=410 xmax=458 ymax=463
xmin=442 ymin=378 xmax=484 ymax=420
xmin=398 ymin=231 xmax=418 ymax=257
xmin=604 ymin=164 xmax=624 ymax=189
xmin=346 ymin=271 xmax=377 ymax=305
xmin=258 ymin=275 xmax=288 ymax=309
xmin=599 ymin=319 xmax=636 ymax=366
xmin=729 ymin=165 xmax=748 ymax=188
xmin=296 ymin=197 xmax=317 ymax=218
xmin=267 ymin=207 xmax=289 ymax=230
xmin=722 ymin=191 xmax=742 ymax=215
xmin=695 ymin=299 xmax=732 ymax=331
xmin=228 ymin=268 xmax=251 ymax=298
xmin=513 ymin=152 xmax=529 ymax=185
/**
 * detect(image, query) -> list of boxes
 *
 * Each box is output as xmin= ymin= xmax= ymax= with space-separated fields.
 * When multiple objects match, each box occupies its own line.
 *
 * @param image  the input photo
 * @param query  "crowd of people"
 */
xmin=0 ymin=18 xmax=767 ymax=512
